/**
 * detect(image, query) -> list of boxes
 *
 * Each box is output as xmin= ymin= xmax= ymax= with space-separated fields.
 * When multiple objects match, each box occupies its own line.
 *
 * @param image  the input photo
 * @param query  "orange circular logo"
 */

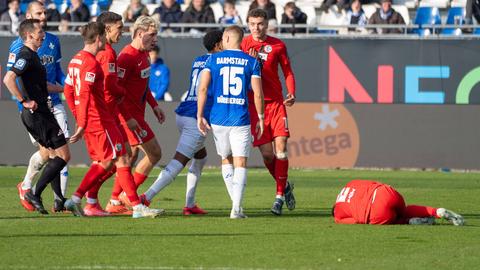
xmin=286 ymin=103 xmax=360 ymax=168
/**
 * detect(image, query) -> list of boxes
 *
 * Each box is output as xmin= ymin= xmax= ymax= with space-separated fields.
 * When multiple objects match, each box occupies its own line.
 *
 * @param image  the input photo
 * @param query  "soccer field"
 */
xmin=0 ymin=167 xmax=479 ymax=270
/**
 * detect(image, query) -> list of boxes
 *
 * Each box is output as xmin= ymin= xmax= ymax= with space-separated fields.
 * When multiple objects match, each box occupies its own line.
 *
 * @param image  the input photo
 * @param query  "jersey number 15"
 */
xmin=220 ymin=66 xmax=244 ymax=96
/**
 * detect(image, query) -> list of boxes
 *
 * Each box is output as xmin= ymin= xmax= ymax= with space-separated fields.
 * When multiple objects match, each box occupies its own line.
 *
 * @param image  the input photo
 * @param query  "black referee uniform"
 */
xmin=11 ymin=45 xmax=68 ymax=214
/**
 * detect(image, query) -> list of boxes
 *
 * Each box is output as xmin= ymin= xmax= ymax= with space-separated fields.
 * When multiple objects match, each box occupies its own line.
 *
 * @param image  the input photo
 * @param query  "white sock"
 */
xmin=222 ymin=164 xmax=234 ymax=201
xmin=22 ymin=151 xmax=46 ymax=190
xmin=60 ymin=165 xmax=68 ymax=196
xmin=86 ymin=197 xmax=97 ymax=204
xmin=232 ymin=167 xmax=247 ymax=212
xmin=71 ymin=195 xmax=81 ymax=204
xmin=145 ymin=159 xmax=184 ymax=201
xmin=110 ymin=199 xmax=121 ymax=205
xmin=186 ymin=157 xmax=207 ymax=208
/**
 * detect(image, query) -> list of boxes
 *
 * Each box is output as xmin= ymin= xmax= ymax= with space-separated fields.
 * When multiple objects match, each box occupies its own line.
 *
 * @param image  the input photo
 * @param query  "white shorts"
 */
xmin=29 ymin=103 xmax=70 ymax=146
xmin=211 ymin=124 xmax=251 ymax=159
xmin=175 ymin=114 xmax=206 ymax=159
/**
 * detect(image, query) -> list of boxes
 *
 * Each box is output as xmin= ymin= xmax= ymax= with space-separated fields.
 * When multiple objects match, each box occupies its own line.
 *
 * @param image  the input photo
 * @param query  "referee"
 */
xmin=3 ymin=19 xmax=71 ymax=214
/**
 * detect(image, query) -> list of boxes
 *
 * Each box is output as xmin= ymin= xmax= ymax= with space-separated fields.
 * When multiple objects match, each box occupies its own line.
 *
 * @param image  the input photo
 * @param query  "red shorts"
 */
xmin=368 ymin=185 xmax=406 ymax=225
xmin=121 ymin=116 xmax=155 ymax=146
xmin=84 ymin=125 xmax=127 ymax=162
xmin=249 ymin=100 xmax=290 ymax=147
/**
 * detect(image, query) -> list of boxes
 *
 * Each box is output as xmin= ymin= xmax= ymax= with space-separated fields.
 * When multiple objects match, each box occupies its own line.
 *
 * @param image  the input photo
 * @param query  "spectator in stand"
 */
xmin=342 ymin=0 xmax=368 ymax=34
xmin=0 ymin=0 xmax=24 ymax=34
xmin=369 ymin=0 xmax=405 ymax=34
xmin=218 ymin=0 xmax=242 ymax=25
xmin=248 ymin=0 xmax=276 ymax=20
xmin=61 ymin=0 xmax=90 ymax=23
xmin=281 ymin=2 xmax=307 ymax=34
xmin=149 ymin=45 xmax=172 ymax=101
xmin=152 ymin=0 xmax=183 ymax=32
xmin=181 ymin=0 xmax=215 ymax=33
xmin=123 ymin=0 xmax=149 ymax=23
xmin=0 ymin=0 xmax=7 ymax=14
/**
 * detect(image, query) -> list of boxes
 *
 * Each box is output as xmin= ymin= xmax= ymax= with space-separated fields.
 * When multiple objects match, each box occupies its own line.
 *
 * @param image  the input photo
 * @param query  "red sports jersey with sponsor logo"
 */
xmin=96 ymin=43 xmax=131 ymax=120
xmin=241 ymin=35 xmax=295 ymax=102
xmin=333 ymin=180 xmax=384 ymax=224
xmin=116 ymin=44 xmax=157 ymax=120
xmin=64 ymin=50 xmax=116 ymax=132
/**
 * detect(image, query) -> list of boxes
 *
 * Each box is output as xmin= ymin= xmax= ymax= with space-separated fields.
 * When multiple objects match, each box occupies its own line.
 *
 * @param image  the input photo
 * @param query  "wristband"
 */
xmin=19 ymin=97 xmax=27 ymax=104
xmin=258 ymin=114 xmax=264 ymax=120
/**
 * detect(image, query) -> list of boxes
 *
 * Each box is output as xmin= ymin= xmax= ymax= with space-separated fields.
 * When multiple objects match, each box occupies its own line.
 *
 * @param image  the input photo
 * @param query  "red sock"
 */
xmin=86 ymin=166 xmax=116 ymax=199
xmin=274 ymin=159 xmax=288 ymax=196
xmin=74 ymin=164 xmax=107 ymax=199
xmin=264 ymin=157 xmax=276 ymax=179
xmin=111 ymin=173 xmax=123 ymax=200
xmin=117 ymin=166 xmax=140 ymax=206
xmin=133 ymin=172 xmax=148 ymax=188
xmin=405 ymin=205 xmax=438 ymax=219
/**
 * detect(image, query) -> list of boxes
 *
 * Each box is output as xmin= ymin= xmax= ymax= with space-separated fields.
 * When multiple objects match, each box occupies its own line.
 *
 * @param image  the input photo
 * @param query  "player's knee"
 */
xmin=275 ymin=151 xmax=288 ymax=160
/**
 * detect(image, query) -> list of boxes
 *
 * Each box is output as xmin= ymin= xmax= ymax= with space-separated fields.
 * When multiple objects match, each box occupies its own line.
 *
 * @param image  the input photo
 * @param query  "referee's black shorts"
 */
xmin=21 ymin=108 xmax=67 ymax=149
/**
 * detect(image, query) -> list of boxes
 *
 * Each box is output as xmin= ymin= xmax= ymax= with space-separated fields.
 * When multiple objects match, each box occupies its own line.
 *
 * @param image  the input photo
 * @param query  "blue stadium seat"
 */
xmin=413 ymin=7 xmax=442 ymax=36
xmin=442 ymin=7 xmax=467 ymax=35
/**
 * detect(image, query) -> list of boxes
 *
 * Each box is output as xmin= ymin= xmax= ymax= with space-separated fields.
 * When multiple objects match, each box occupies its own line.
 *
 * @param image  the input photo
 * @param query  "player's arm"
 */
xmin=63 ymin=73 xmax=77 ymax=118
xmin=279 ymin=44 xmax=296 ymax=107
xmin=3 ymin=54 xmax=37 ymax=110
xmin=70 ymin=65 xmax=95 ymax=143
xmin=196 ymin=69 xmax=211 ymax=136
xmin=251 ymin=60 xmax=264 ymax=139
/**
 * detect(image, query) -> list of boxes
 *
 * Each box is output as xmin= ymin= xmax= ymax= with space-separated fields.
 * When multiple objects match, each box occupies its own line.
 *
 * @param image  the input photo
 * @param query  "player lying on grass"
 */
xmin=333 ymin=180 xmax=464 ymax=225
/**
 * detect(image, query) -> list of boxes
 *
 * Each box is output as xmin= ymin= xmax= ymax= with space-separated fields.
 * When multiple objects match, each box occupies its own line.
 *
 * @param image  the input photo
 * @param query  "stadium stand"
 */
xmin=413 ymin=6 xmax=442 ymax=35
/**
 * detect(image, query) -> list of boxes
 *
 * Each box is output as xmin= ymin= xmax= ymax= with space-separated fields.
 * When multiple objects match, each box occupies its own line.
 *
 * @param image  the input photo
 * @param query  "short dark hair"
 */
xmin=247 ymin=8 xmax=267 ymax=22
xmin=203 ymin=29 xmax=223 ymax=52
xmin=224 ymin=25 xmax=244 ymax=42
xmin=97 ymin=11 xmax=123 ymax=25
xmin=151 ymin=45 xmax=160 ymax=53
xmin=223 ymin=0 xmax=235 ymax=7
xmin=80 ymin=22 xmax=105 ymax=44
xmin=19 ymin=19 xmax=40 ymax=41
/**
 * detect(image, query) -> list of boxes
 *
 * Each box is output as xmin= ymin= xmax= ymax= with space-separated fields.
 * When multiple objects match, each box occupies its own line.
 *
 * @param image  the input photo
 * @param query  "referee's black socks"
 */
xmin=34 ymin=157 xmax=67 ymax=198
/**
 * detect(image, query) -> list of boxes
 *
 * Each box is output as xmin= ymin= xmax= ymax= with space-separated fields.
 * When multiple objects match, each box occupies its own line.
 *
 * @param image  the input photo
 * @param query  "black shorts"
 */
xmin=21 ymin=108 xmax=67 ymax=149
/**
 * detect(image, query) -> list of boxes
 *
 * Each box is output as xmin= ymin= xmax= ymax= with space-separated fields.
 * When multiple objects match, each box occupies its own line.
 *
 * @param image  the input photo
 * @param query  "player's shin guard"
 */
xmin=274 ymin=158 xmax=288 ymax=196
xmin=144 ymin=160 xmax=184 ymax=201
xmin=116 ymin=166 xmax=140 ymax=206
xmin=186 ymin=157 xmax=207 ymax=208
xmin=222 ymin=164 xmax=234 ymax=201
xmin=232 ymin=167 xmax=247 ymax=212
xmin=73 ymin=163 xmax=107 ymax=199
xmin=23 ymin=151 xmax=46 ymax=190
xmin=86 ymin=166 xmax=117 ymax=201
xmin=34 ymin=157 xmax=67 ymax=197
xmin=133 ymin=172 xmax=148 ymax=188
xmin=405 ymin=205 xmax=438 ymax=219
xmin=60 ymin=165 xmax=68 ymax=197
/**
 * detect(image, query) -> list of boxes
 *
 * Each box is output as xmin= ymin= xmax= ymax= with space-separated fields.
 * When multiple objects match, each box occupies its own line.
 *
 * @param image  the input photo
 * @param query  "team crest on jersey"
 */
xmin=118 ymin=68 xmax=126 ymax=78
xmin=140 ymin=67 xmax=150 ymax=78
xmin=14 ymin=58 xmax=26 ymax=70
xmin=115 ymin=143 xmax=122 ymax=152
xmin=49 ymin=42 xmax=55 ymax=50
xmin=8 ymin=53 xmax=15 ymax=63
xmin=85 ymin=72 xmax=96 ymax=82
xmin=108 ymin=63 xmax=116 ymax=73
xmin=264 ymin=45 xmax=272 ymax=53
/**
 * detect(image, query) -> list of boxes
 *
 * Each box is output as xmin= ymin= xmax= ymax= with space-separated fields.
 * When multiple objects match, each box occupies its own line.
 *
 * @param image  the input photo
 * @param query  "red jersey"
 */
xmin=117 ymin=44 xmax=157 ymax=120
xmin=334 ymin=180 xmax=384 ymax=224
xmin=64 ymin=50 xmax=116 ymax=132
xmin=96 ymin=43 xmax=131 ymax=120
xmin=241 ymin=35 xmax=296 ymax=102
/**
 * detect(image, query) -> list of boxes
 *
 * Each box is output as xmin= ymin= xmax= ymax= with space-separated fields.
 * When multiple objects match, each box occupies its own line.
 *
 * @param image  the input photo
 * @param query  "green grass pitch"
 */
xmin=0 ymin=166 xmax=479 ymax=270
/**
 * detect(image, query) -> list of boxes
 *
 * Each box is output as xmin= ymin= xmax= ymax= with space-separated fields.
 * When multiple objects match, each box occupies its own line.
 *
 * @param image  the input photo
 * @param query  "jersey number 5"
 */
xmin=68 ymin=67 xmax=81 ymax=96
xmin=220 ymin=66 xmax=244 ymax=96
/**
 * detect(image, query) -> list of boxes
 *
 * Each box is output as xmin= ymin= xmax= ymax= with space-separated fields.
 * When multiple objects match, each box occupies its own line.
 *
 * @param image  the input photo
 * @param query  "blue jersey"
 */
xmin=205 ymin=49 xmax=261 ymax=126
xmin=7 ymin=32 xmax=65 ymax=111
xmin=175 ymin=53 xmax=214 ymax=122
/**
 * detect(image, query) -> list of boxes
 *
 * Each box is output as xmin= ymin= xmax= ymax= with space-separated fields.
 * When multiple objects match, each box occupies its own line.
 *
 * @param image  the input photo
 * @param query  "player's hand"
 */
xmin=153 ymin=106 xmax=165 ymax=124
xmin=23 ymin=100 xmax=37 ymax=111
xmin=197 ymin=117 xmax=211 ymax=136
xmin=284 ymin=94 xmax=296 ymax=107
xmin=248 ymin=48 xmax=258 ymax=58
xmin=256 ymin=119 xmax=264 ymax=140
xmin=69 ymin=127 xmax=85 ymax=143
xmin=126 ymin=118 xmax=139 ymax=131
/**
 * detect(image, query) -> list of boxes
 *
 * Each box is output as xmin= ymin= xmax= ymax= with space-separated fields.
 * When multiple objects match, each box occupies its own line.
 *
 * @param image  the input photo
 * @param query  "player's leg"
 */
xmin=18 ymin=144 xmax=48 ymax=211
xmin=106 ymin=142 xmax=133 ymax=215
xmin=184 ymin=148 xmax=208 ymax=215
xmin=52 ymin=104 xmax=71 ymax=200
xmin=83 ymin=165 xmax=117 ymax=216
xmin=229 ymin=125 xmax=251 ymax=219
xmin=368 ymin=185 xmax=402 ymax=225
